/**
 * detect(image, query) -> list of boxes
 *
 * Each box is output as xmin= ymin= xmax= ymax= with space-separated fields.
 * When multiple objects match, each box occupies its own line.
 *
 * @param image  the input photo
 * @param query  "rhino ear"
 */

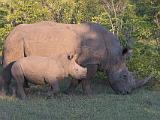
xmin=122 ymin=47 xmax=133 ymax=58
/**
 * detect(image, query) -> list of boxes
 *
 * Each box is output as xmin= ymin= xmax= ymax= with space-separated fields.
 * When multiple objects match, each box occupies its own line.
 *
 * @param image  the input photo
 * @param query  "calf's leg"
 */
xmin=48 ymin=80 xmax=60 ymax=96
xmin=65 ymin=79 xmax=81 ymax=95
xmin=66 ymin=64 xmax=97 ymax=95
xmin=11 ymin=63 xmax=27 ymax=100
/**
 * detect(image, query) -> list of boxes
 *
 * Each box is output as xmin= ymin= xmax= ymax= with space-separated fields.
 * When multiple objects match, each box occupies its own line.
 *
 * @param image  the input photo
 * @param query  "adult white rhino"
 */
xmin=0 ymin=21 xmax=152 ymax=95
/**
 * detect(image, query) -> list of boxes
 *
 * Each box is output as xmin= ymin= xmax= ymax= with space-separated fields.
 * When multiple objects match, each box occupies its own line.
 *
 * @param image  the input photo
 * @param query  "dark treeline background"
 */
xmin=0 ymin=0 xmax=159 ymax=81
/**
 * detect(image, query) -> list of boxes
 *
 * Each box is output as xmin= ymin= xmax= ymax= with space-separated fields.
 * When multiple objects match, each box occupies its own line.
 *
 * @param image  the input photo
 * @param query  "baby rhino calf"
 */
xmin=11 ymin=55 xmax=87 ymax=100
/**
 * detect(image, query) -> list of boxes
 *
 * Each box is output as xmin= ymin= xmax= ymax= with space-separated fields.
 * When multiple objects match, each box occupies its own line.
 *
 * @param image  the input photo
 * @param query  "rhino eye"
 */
xmin=122 ymin=74 xmax=127 ymax=79
xmin=67 ymin=55 xmax=73 ymax=60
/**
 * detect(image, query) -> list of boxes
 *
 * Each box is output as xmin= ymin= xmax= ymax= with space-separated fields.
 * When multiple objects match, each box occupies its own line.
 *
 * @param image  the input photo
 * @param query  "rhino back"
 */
xmin=3 ymin=21 xmax=122 ymax=69
xmin=3 ymin=22 xmax=81 ymax=68
xmin=21 ymin=23 xmax=82 ymax=58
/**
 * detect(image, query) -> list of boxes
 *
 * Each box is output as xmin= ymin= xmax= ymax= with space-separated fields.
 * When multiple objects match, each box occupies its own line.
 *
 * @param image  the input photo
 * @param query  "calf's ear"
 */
xmin=122 ymin=47 xmax=133 ymax=59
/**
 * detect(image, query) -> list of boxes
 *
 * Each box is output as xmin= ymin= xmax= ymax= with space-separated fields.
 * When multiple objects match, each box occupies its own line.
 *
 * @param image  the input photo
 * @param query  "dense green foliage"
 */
xmin=0 ymin=0 xmax=159 ymax=81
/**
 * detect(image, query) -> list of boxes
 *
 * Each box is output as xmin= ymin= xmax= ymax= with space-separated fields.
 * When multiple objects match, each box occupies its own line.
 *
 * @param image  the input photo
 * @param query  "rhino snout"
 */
xmin=76 ymin=67 xmax=87 ymax=79
xmin=110 ymin=83 xmax=132 ymax=95
xmin=118 ymin=89 xmax=132 ymax=95
xmin=82 ymin=68 xmax=87 ymax=77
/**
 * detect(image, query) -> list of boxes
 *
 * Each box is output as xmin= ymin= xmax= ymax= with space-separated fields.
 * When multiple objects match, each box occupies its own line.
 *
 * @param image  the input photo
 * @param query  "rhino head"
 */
xmin=67 ymin=54 xmax=87 ymax=79
xmin=106 ymin=48 xmax=153 ymax=94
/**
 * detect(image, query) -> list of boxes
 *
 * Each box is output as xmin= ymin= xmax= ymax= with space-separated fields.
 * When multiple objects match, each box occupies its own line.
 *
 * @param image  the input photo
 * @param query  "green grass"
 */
xmin=0 ymin=65 xmax=160 ymax=120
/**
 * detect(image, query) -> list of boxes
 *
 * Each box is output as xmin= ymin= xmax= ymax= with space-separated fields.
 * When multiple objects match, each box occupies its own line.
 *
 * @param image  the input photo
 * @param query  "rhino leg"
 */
xmin=8 ymin=80 xmax=17 ymax=97
xmin=11 ymin=63 xmax=27 ymax=100
xmin=48 ymin=80 xmax=60 ymax=96
xmin=23 ymin=79 xmax=30 ymax=88
xmin=0 ymin=62 xmax=14 ymax=94
xmin=15 ymin=78 xmax=27 ymax=100
xmin=65 ymin=79 xmax=82 ymax=95
xmin=66 ymin=64 xmax=97 ymax=95
xmin=81 ymin=64 xmax=98 ymax=95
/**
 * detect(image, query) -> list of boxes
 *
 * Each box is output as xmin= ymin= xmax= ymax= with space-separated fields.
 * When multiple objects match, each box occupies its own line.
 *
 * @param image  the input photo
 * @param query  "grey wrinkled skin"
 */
xmin=1 ymin=21 xmax=152 ymax=95
xmin=108 ymin=68 xmax=135 ymax=94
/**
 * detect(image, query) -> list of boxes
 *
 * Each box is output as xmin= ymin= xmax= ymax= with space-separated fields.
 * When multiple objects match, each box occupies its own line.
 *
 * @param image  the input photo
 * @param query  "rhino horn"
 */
xmin=134 ymin=73 xmax=153 ymax=89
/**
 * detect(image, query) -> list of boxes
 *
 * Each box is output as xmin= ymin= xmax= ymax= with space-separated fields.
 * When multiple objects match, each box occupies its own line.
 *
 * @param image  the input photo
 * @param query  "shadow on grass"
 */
xmin=17 ymin=78 xmax=113 ymax=98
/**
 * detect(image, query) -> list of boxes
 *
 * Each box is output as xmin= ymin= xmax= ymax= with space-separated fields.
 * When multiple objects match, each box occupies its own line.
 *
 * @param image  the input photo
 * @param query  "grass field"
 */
xmin=0 ymin=65 xmax=160 ymax=120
